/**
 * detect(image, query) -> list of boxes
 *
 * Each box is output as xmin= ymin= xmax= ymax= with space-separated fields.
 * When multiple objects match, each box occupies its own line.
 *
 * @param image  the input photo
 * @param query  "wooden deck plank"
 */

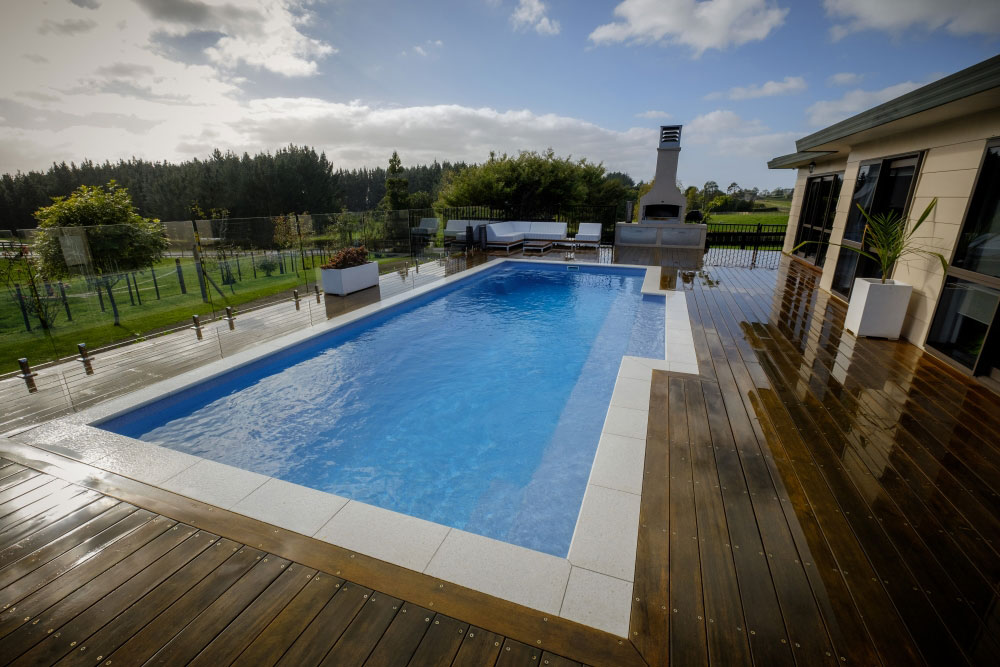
xmin=189 ymin=562 xmax=316 ymax=666
xmin=276 ymin=582 xmax=372 ymax=666
xmin=5 ymin=526 xmax=214 ymax=666
xmin=494 ymin=637 xmax=541 ymax=666
xmin=54 ymin=537 xmax=242 ymax=667
xmin=143 ymin=553 xmax=290 ymax=665
xmin=0 ymin=514 xmax=170 ymax=642
xmin=231 ymin=572 xmax=344 ymax=667
xmin=363 ymin=602 xmax=433 ymax=667
xmin=318 ymin=591 xmax=402 ymax=667
xmin=683 ymin=378 xmax=753 ymax=667
xmin=0 ymin=494 xmax=116 ymax=559
xmin=450 ymin=625 xmax=504 ymax=667
xmin=405 ymin=613 xmax=468 ymax=667
xmin=665 ymin=375 xmax=710 ymax=666
xmin=102 ymin=544 xmax=263 ymax=665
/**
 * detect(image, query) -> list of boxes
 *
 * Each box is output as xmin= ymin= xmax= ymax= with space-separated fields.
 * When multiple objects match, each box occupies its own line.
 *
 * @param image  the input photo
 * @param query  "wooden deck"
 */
xmin=1 ymin=253 xmax=998 ymax=665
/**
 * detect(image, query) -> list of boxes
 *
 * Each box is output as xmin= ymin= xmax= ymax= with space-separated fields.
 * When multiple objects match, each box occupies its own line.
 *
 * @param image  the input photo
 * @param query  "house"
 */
xmin=769 ymin=54 xmax=1000 ymax=388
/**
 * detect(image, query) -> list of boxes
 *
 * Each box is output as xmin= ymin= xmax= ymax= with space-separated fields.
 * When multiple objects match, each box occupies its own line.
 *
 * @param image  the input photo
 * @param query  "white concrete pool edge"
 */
xmin=7 ymin=260 xmax=699 ymax=637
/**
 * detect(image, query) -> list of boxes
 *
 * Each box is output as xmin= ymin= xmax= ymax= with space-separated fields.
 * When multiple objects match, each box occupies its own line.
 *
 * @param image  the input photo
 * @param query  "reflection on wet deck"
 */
xmin=633 ymin=255 xmax=1000 ymax=666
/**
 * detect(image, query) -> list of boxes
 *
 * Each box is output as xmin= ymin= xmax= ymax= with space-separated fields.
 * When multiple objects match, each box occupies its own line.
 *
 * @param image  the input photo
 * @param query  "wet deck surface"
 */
xmin=1 ymin=253 xmax=999 ymax=665
xmin=630 ymin=257 xmax=999 ymax=666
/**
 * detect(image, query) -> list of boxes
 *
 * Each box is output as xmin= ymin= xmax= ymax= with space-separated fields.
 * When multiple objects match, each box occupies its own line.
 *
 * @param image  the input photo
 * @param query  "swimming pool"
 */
xmin=99 ymin=263 xmax=664 ymax=557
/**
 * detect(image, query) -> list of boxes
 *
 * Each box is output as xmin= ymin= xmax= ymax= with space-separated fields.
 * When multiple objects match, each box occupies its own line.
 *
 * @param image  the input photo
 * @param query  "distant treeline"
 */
xmin=0 ymin=145 xmax=469 ymax=229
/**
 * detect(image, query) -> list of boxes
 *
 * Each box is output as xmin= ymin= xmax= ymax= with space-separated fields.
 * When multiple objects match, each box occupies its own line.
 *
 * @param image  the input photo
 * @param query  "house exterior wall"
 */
xmin=781 ymin=107 xmax=1000 ymax=348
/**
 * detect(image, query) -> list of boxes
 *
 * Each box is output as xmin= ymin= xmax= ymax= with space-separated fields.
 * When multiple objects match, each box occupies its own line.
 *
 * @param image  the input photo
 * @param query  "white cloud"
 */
xmin=590 ymin=0 xmax=788 ymax=56
xmin=134 ymin=0 xmax=335 ymax=77
xmin=511 ymin=0 xmax=561 ymax=36
xmin=827 ymin=71 xmax=862 ymax=86
xmin=806 ymin=81 xmax=923 ymax=126
xmin=636 ymin=110 xmax=672 ymax=119
xmin=413 ymin=45 xmax=427 ymax=56
xmin=824 ymin=0 xmax=1000 ymax=40
xmin=717 ymin=76 xmax=806 ymax=100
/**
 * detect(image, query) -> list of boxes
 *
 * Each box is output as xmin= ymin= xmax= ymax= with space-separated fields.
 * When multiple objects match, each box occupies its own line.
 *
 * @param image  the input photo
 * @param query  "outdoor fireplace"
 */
xmin=639 ymin=125 xmax=686 ymax=223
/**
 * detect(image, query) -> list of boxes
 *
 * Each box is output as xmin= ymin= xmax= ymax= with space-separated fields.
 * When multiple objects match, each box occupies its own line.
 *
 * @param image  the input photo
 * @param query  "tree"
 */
xmin=407 ymin=190 xmax=434 ymax=210
xmin=727 ymin=182 xmax=740 ymax=195
xmin=436 ymin=149 xmax=627 ymax=217
xmin=684 ymin=186 xmax=700 ymax=212
xmin=379 ymin=151 xmax=410 ymax=211
xmin=32 ymin=181 xmax=168 ymax=325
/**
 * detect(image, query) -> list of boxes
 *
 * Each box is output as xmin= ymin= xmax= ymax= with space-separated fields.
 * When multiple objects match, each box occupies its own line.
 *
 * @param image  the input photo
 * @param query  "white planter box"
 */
xmin=321 ymin=261 xmax=379 ymax=296
xmin=844 ymin=277 xmax=912 ymax=339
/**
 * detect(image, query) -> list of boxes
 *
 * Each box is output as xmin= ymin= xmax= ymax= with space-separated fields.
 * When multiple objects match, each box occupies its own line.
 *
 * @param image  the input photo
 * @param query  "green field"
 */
xmin=709 ymin=210 xmax=789 ymax=228
xmin=0 ymin=251 xmax=323 ymax=374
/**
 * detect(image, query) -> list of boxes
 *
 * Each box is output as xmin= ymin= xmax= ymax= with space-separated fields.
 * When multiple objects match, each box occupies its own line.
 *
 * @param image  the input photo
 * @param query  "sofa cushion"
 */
xmin=525 ymin=222 xmax=566 ymax=240
xmin=574 ymin=233 xmax=601 ymax=242
xmin=510 ymin=221 xmax=533 ymax=234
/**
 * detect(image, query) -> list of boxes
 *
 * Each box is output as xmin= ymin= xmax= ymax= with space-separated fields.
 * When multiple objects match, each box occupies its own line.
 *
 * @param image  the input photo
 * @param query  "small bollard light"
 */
xmin=224 ymin=306 xmax=235 ymax=330
xmin=17 ymin=358 xmax=37 ymax=393
xmin=314 ymin=285 xmax=321 ymax=303
xmin=77 ymin=343 xmax=94 ymax=375
xmin=293 ymin=289 xmax=300 ymax=311
xmin=191 ymin=314 xmax=203 ymax=340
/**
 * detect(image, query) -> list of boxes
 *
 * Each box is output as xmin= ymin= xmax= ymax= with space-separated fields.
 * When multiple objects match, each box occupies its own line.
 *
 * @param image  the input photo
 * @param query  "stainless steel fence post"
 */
xmin=17 ymin=358 xmax=37 ymax=393
xmin=293 ymin=289 xmax=300 ymax=311
xmin=224 ymin=306 xmax=235 ymax=330
xmin=76 ymin=343 xmax=94 ymax=375
xmin=314 ymin=285 xmax=321 ymax=303
xmin=192 ymin=314 xmax=203 ymax=340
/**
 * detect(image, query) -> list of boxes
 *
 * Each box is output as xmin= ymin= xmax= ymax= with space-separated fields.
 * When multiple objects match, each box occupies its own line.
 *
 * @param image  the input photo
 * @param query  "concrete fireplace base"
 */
xmin=614 ymin=222 xmax=707 ymax=250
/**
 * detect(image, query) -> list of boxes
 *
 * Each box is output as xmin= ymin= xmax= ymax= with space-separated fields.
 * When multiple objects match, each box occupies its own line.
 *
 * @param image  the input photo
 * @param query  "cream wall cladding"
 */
xmin=783 ymin=107 xmax=1000 ymax=348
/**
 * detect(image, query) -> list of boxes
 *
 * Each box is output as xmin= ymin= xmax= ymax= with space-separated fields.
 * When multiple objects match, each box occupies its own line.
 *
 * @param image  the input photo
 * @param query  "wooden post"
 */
xmin=151 ymin=265 xmax=160 ymax=299
xmin=17 ymin=358 xmax=37 ymax=393
xmin=77 ymin=343 xmax=94 ymax=375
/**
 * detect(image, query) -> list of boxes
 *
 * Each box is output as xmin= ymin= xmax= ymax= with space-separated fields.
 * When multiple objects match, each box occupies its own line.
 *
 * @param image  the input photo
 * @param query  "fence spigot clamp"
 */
xmin=191 ymin=314 xmax=203 ymax=340
xmin=314 ymin=285 xmax=321 ymax=303
xmin=76 ymin=343 xmax=94 ymax=375
xmin=293 ymin=290 xmax=300 ymax=311
xmin=17 ymin=358 xmax=37 ymax=393
xmin=224 ymin=307 xmax=236 ymax=330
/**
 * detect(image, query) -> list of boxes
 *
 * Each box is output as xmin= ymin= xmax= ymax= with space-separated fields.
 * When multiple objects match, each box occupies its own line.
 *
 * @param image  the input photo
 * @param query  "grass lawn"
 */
xmin=0 ymin=251 xmax=316 ymax=374
xmin=709 ymin=210 xmax=789 ymax=229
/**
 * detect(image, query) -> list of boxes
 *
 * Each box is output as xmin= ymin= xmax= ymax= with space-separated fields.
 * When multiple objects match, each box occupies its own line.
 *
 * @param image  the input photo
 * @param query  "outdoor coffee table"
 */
xmin=523 ymin=240 xmax=553 ymax=255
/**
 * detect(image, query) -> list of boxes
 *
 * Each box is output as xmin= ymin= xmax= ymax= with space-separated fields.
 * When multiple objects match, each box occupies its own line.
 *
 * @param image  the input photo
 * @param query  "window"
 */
xmin=832 ymin=154 xmax=921 ymax=299
xmin=792 ymin=172 xmax=843 ymax=267
xmin=927 ymin=139 xmax=1000 ymax=378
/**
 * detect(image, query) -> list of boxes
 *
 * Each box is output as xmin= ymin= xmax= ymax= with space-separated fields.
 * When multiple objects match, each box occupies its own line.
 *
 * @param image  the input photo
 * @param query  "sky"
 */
xmin=1 ymin=0 xmax=998 ymax=191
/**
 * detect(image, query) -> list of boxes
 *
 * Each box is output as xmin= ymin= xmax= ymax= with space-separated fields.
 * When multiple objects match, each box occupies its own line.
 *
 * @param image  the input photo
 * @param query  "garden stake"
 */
xmin=14 ymin=284 xmax=31 ymax=332
xmin=77 ymin=343 xmax=94 ymax=375
xmin=175 ymin=258 xmax=187 ymax=294
xmin=151 ymin=265 xmax=160 ymax=299
xmin=17 ymin=358 xmax=37 ymax=393
xmin=132 ymin=272 xmax=142 ymax=305
xmin=59 ymin=282 xmax=72 ymax=320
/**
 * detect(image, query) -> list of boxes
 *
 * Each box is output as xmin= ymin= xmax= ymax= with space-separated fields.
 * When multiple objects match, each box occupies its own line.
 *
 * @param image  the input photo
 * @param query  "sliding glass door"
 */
xmin=792 ymin=172 xmax=843 ymax=267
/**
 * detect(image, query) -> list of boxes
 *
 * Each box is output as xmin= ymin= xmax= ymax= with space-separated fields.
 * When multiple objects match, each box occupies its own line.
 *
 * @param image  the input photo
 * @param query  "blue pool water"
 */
xmin=100 ymin=263 xmax=664 ymax=556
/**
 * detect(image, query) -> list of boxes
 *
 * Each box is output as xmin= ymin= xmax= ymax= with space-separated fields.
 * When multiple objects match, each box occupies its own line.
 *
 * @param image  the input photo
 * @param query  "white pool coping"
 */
xmin=8 ymin=259 xmax=700 ymax=637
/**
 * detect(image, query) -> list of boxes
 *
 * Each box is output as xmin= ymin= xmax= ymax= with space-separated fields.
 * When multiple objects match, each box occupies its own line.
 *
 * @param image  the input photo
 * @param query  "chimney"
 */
xmin=639 ymin=125 xmax=686 ymax=223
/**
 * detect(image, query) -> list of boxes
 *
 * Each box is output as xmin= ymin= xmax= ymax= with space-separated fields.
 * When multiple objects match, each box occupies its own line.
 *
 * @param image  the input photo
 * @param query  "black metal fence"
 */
xmin=706 ymin=223 xmax=786 ymax=251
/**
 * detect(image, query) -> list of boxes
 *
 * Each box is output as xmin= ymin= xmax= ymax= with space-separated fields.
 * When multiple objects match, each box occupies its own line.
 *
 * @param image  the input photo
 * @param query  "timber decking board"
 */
xmin=2 ymin=254 xmax=1000 ymax=665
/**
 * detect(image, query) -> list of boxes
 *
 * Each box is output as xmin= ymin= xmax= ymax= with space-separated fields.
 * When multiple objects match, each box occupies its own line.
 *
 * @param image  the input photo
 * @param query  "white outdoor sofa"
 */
xmin=485 ymin=221 xmax=567 ymax=254
xmin=573 ymin=222 xmax=602 ymax=246
xmin=443 ymin=219 xmax=487 ymax=246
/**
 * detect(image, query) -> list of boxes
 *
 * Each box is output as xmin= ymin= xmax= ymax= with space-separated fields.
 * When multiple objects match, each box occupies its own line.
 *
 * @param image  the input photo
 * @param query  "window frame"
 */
xmin=926 ymin=137 xmax=1000 ymax=378
xmin=831 ymin=151 xmax=924 ymax=299
xmin=791 ymin=169 xmax=844 ymax=268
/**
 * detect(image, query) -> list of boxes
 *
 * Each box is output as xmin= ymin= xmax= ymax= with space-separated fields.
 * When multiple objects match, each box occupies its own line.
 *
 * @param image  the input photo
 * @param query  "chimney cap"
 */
xmin=659 ymin=125 xmax=682 ymax=149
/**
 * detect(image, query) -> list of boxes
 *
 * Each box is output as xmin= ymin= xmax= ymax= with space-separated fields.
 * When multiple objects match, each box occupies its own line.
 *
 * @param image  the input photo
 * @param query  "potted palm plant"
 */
xmin=794 ymin=198 xmax=947 ymax=339
xmin=320 ymin=245 xmax=379 ymax=295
